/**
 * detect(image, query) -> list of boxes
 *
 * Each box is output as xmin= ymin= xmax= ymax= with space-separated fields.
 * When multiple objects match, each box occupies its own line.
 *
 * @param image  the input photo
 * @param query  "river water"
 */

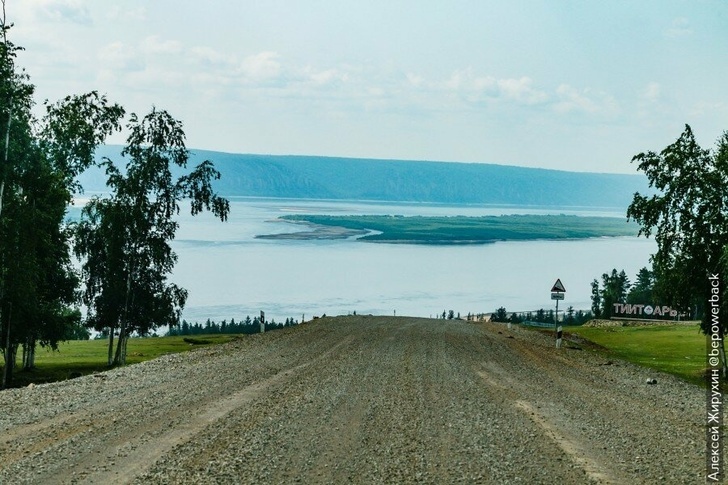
xmin=169 ymin=198 xmax=655 ymax=323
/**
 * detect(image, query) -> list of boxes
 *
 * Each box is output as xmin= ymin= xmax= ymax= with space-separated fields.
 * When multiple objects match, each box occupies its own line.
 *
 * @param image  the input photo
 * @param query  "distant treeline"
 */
xmin=489 ymin=307 xmax=593 ymax=325
xmin=431 ymin=308 xmax=591 ymax=325
xmin=166 ymin=316 xmax=300 ymax=336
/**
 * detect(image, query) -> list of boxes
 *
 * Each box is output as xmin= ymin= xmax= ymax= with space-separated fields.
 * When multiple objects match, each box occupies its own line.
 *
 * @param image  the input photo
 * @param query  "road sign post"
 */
xmin=550 ymin=279 xmax=566 ymax=347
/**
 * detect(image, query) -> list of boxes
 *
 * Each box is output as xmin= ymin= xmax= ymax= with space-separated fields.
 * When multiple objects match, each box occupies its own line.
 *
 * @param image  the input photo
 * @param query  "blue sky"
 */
xmin=11 ymin=1 xmax=728 ymax=173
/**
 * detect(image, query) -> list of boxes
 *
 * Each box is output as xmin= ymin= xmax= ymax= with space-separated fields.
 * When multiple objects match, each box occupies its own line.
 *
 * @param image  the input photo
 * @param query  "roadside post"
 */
xmin=550 ymin=279 xmax=566 ymax=348
xmin=260 ymin=311 xmax=265 ymax=334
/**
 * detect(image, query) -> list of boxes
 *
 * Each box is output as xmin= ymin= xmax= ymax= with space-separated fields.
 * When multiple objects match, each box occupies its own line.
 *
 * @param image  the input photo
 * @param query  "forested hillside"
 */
xmin=83 ymin=146 xmax=649 ymax=208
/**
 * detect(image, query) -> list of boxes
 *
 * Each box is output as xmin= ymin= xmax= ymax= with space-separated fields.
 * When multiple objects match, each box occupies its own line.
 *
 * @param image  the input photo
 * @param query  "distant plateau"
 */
xmin=81 ymin=145 xmax=651 ymax=209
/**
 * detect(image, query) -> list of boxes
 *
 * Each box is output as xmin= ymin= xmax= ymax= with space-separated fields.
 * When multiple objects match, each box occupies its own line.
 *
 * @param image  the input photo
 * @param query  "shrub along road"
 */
xmin=0 ymin=316 xmax=704 ymax=483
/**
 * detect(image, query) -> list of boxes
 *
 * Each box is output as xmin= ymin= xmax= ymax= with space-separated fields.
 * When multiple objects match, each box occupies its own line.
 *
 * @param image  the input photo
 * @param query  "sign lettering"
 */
xmin=612 ymin=303 xmax=678 ymax=318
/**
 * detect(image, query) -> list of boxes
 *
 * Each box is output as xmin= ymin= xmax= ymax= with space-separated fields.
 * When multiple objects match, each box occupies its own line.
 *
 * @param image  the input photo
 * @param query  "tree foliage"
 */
xmin=0 ymin=10 xmax=229 ymax=386
xmin=590 ymin=269 xmax=629 ymax=319
xmin=509 ymin=308 xmax=591 ymax=326
xmin=627 ymin=267 xmax=655 ymax=305
xmin=599 ymin=269 xmax=630 ymax=319
xmin=0 ymin=14 xmax=125 ymax=386
xmin=168 ymin=316 xmax=300 ymax=336
xmin=75 ymin=109 xmax=230 ymax=366
xmin=41 ymin=92 xmax=126 ymax=189
xmin=491 ymin=307 xmax=508 ymax=322
xmin=627 ymin=125 xmax=728 ymax=371
xmin=627 ymin=125 xmax=728 ymax=319
xmin=590 ymin=279 xmax=601 ymax=317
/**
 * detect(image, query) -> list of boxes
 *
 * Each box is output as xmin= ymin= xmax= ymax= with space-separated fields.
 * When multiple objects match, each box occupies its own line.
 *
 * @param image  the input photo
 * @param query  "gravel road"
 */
xmin=0 ymin=316 xmax=707 ymax=484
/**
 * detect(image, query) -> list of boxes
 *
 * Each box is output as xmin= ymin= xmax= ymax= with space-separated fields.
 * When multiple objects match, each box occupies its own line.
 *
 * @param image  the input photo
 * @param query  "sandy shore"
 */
xmin=256 ymin=220 xmax=369 ymax=240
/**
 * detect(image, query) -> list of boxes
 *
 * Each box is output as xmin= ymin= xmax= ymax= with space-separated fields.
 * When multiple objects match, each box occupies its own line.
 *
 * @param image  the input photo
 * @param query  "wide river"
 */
xmin=168 ymin=197 xmax=656 ymax=324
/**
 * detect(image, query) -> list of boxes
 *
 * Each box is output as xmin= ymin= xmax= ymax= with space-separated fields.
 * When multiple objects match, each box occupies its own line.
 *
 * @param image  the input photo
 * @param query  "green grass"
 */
xmin=566 ymin=324 xmax=709 ymax=386
xmin=279 ymin=214 xmax=638 ymax=244
xmin=8 ymin=334 xmax=240 ymax=388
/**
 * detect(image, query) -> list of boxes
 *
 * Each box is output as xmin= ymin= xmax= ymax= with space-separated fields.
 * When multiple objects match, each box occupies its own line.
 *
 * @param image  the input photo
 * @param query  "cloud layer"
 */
xmin=9 ymin=0 xmax=728 ymax=173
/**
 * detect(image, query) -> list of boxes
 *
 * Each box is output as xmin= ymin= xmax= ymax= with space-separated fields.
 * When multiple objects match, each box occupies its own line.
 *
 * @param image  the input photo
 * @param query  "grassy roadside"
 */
xmin=6 ymin=335 xmax=240 ymax=388
xmin=564 ymin=323 xmax=707 ymax=386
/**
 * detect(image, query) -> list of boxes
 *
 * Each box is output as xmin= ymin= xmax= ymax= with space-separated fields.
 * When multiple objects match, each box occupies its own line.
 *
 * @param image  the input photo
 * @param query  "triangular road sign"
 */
xmin=551 ymin=278 xmax=566 ymax=292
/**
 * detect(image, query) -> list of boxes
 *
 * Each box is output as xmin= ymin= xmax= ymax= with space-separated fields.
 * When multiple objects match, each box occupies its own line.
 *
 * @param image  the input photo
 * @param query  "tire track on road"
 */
xmin=514 ymin=400 xmax=615 ymax=484
xmin=475 ymin=353 xmax=623 ymax=483
xmin=76 ymin=335 xmax=355 ymax=484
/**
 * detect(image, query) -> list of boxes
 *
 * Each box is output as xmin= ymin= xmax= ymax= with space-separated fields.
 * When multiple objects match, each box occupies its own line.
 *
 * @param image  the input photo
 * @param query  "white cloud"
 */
xmin=305 ymin=67 xmax=349 ymax=86
xmin=406 ymin=72 xmax=424 ymax=87
xmin=125 ymin=67 xmax=187 ymax=93
xmin=643 ymin=82 xmax=661 ymax=102
xmin=665 ymin=17 xmax=692 ymax=38
xmin=634 ymin=81 xmax=670 ymax=126
xmin=91 ymin=39 xmax=203 ymax=97
xmin=21 ymin=0 xmax=92 ymax=25
xmin=82 ymin=31 xmax=623 ymax=130
xmin=444 ymin=68 xmax=497 ymax=95
xmin=497 ymin=77 xmax=549 ymax=105
xmin=191 ymin=46 xmax=236 ymax=67
xmin=239 ymin=51 xmax=282 ymax=81
xmin=97 ymin=41 xmax=144 ymax=72
xmin=689 ymin=101 xmax=727 ymax=118
xmin=142 ymin=35 xmax=182 ymax=56
xmin=553 ymin=84 xmax=618 ymax=116
xmin=442 ymin=68 xmax=548 ymax=106
xmin=106 ymin=6 xmax=147 ymax=22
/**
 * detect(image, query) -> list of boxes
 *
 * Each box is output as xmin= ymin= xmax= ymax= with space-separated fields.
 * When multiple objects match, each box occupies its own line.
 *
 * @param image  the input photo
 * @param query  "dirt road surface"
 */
xmin=0 ymin=316 xmax=706 ymax=483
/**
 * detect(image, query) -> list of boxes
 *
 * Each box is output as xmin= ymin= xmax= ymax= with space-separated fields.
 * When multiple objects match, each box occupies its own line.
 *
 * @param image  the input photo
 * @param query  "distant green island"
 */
xmin=256 ymin=214 xmax=639 ymax=244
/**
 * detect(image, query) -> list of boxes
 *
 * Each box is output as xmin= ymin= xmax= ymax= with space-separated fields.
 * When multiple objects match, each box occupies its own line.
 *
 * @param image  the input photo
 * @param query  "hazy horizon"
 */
xmin=11 ymin=1 xmax=728 ymax=175
xmin=100 ymin=143 xmax=655 ymax=176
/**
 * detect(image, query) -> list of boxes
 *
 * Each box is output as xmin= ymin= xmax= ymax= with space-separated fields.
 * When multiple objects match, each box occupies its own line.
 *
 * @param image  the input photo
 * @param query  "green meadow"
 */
xmin=567 ymin=324 xmax=708 ymax=386
xmin=278 ymin=214 xmax=638 ymax=244
xmin=12 ymin=335 xmax=239 ymax=388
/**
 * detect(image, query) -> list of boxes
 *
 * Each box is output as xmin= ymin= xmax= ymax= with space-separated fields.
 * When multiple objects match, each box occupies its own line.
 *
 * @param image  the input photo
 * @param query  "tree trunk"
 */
xmin=0 ymin=5 xmax=11 ymax=220
xmin=720 ymin=336 xmax=728 ymax=379
xmin=107 ymin=325 xmax=115 ymax=367
xmin=114 ymin=266 xmax=134 ymax=366
xmin=2 ymin=302 xmax=12 ymax=389
xmin=0 ymin=0 xmax=13 ymax=391
xmin=2 ymin=343 xmax=16 ymax=389
xmin=122 ymin=335 xmax=128 ymax=364
xmin=113 ymin=321 xmax=127 ymax=366
xmin=22 ymin=337 xmax=35 ymax=370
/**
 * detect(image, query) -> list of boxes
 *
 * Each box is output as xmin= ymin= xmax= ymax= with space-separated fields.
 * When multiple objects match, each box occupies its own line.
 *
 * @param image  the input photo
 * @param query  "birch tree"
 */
xmin=75 ymin=109 xmax=230 ymax=365
xmin=0 ymin=6 xmax=124 ymax=386
xmin=628 ymin=125 xmax=728 ymax=374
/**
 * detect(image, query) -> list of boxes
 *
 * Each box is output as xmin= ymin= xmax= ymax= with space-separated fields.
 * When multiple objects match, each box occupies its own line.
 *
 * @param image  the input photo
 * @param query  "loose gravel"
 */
xmin=0 ymin=316 xmax=707 ymax=484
